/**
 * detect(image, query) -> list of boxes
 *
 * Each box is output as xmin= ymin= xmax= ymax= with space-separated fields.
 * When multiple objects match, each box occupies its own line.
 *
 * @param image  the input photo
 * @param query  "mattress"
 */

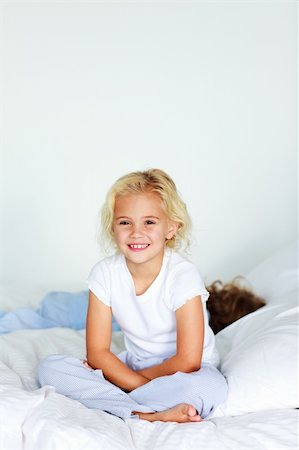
xmin=0 ymin=242 xmax=298 ymax=450
xmin=0 ymin=327 xmax=297 ymax=450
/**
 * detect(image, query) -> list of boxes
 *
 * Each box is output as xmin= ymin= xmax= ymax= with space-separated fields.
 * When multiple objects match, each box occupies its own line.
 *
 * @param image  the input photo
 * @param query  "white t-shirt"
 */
xmin=87 ymin=249 xmax=219 ymax=367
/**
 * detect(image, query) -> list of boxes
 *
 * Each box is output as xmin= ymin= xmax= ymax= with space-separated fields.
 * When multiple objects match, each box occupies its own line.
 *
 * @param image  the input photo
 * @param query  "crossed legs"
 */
xmin=37 ymin=355 xmax=227 ymax=422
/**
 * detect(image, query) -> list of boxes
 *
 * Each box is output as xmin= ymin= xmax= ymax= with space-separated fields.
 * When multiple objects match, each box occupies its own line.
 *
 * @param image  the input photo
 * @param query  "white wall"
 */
xmin=1 ymin=1 xmax=297 ymax=292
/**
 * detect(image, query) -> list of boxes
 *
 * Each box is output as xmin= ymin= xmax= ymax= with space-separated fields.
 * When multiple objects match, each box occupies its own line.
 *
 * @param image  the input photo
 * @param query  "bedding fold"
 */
xmin=0 ymin=291 xmax=120 ymax=333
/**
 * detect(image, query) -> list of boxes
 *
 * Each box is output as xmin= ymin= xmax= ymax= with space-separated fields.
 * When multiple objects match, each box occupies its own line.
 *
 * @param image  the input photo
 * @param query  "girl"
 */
xmin=38 ymin=169 xmax=227 ymax=423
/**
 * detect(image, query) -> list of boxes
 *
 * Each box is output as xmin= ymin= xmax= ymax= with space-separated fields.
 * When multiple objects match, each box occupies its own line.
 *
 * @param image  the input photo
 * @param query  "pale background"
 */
xmin=0 ymin=1 xmax=297 ymax=294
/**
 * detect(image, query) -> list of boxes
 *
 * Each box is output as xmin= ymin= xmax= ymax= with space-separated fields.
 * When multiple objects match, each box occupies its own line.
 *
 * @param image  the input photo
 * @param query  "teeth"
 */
xmin=130 ymin=244 xmax=148 ymax=249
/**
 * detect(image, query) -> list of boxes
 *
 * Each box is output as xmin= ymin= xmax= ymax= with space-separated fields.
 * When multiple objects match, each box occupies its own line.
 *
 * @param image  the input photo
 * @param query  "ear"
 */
xmin=166 ymin=221 xmax=179 ymax=240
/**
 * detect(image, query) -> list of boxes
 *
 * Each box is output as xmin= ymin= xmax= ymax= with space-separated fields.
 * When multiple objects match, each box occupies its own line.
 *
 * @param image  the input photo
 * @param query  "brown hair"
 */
xmin=206 ymin=277 xmax=266 ymax=334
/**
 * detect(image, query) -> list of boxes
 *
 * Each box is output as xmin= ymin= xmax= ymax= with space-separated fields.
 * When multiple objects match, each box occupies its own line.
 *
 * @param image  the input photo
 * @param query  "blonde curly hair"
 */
xmin=100 ymin=168 xmax=191 ymax=252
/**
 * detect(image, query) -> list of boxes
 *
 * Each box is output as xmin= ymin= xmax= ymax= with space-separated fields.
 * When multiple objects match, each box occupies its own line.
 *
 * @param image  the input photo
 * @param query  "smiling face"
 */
xmin=113 ymin=192 xmax=178 ymax=271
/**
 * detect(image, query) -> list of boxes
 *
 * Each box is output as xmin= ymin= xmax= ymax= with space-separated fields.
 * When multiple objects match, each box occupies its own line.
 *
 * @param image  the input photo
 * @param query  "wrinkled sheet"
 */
xmin=0 ymin=327 xmax=297 ymax=450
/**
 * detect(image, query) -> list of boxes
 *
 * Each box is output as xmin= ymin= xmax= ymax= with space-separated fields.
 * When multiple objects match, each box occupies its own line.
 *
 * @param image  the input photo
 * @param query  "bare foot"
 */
xmin=133 ymin=403 xmax=203 ymax=423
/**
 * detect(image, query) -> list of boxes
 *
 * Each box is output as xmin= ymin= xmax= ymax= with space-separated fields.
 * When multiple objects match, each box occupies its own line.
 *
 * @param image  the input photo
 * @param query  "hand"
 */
xmin=82 ymin=359 xmax=93 ymax=369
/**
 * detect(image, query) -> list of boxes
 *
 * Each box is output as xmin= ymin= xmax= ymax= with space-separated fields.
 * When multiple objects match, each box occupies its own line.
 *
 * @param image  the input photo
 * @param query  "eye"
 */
xmin=145 ymin=220 xmax=156 ymax=225
xmin=119 ymin=220 xmax=130 ymax=226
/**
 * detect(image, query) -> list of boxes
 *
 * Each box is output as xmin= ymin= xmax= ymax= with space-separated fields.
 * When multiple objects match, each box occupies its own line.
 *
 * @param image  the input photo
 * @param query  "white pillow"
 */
xmin=246 ymin=240 xmax=298 ymax=303
xmin=214 ymin=292 xmax=298 ymax=417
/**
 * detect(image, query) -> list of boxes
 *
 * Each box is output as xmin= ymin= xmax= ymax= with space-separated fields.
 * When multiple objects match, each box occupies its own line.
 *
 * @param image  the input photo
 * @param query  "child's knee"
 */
xmin=37 ymin=354 xmax=71 ymax=386
xmin=39 ymin=354 xmax=70 ymax=369
xmin=216 ymin=371 xmax=228 ymax=403
xmin=209 ymin=366 xmax=227 ymax=396
xmin=203 ymin=365 xmax=228 ymax=404
xmin=193 ymin=365 xmax=228 ymax=404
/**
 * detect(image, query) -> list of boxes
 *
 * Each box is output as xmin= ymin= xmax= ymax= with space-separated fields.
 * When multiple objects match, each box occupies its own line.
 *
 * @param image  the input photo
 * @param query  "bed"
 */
xmin=0 ymin=242 xmax=298 ymax=450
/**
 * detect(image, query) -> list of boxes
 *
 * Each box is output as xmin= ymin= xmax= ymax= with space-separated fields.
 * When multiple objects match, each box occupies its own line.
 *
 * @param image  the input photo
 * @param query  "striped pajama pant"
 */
xmin=37 ymin=352 xmax=228 ymax=420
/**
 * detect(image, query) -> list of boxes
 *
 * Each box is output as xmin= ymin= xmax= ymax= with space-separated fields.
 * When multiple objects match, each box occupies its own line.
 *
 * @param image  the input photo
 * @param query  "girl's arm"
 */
xmin=86 ymin=290 xmax=149 ymax=392
xmin=137 ymin=295 xmax=204 ymax=380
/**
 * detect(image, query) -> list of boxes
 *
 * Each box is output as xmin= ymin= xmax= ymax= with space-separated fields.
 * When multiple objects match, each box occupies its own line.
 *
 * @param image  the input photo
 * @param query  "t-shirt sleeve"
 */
xmin=86 ymin=260 xmax=111 ymax=307
xmin=169 ymin=262 xmax=209 ymax=311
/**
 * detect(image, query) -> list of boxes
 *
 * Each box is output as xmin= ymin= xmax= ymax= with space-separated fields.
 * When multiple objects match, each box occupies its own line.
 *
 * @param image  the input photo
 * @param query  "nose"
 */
xmin=130 ymin=223 xmax=144 ymax=239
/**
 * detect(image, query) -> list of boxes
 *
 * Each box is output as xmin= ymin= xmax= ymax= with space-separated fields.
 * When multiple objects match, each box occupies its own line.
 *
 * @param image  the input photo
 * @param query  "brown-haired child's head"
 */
xmin=206 ymin=277 xmax=266 ymax=334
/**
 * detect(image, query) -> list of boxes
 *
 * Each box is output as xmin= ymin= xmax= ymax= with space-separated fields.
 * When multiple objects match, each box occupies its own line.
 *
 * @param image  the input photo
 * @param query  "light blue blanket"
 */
xmin=0 ymin=291 xmax=120 ymax=333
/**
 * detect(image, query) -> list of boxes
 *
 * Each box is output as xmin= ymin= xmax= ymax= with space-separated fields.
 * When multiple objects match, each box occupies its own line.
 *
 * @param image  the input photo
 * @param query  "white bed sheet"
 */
xmin=1 ymin=241 xmax=298 ymax=450
xmin=1 ymin=383 xmax=297 ymax=450
xmin=0 ymin=327 xmax=297 ymax=450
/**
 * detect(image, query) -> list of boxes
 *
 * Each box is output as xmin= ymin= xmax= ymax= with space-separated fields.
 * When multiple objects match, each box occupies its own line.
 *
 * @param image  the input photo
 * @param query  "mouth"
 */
xmin=128 ymin=244 xmax=150 ymax=252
